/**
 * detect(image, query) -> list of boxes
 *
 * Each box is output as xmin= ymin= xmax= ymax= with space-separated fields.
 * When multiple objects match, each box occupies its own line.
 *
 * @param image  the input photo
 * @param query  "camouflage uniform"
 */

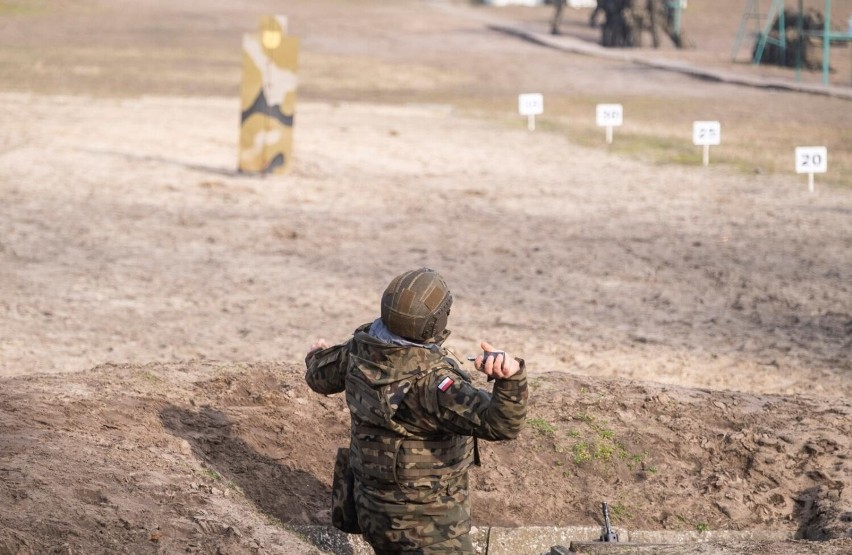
xmin=306 ymin=323 xmax=528 ymax=554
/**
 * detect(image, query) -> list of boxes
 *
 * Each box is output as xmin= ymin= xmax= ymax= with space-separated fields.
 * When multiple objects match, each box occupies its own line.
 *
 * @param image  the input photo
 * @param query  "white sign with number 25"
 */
xmin=693 ymin=121 xmax=721 ymax=146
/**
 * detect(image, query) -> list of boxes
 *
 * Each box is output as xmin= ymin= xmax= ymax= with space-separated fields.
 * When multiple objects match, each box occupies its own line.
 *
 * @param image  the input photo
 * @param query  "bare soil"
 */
xmin=0 ymin=0 xmax=851 ymax=554
xmin=1 ymin=362 xmax=851 ymax=554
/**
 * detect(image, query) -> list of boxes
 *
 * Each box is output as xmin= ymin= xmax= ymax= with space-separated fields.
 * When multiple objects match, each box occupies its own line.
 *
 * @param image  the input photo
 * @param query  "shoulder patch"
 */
xmin=437 ymin=376 xmax=455 ymax=392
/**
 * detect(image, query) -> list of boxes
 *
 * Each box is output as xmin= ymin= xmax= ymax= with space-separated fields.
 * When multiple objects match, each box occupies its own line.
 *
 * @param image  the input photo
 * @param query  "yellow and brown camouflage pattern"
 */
xmin=238 ymin=15 xmax=299 ymax=174
xmin=306 ymin=323 xmax=528 ymax=553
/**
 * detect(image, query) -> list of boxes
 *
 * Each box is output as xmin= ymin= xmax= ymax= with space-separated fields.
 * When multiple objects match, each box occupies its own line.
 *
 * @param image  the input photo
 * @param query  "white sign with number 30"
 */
xmin=596 ymin=104 xmax=623 ymax=127
xmin=795 ymin=146 xmax=828 ymax=174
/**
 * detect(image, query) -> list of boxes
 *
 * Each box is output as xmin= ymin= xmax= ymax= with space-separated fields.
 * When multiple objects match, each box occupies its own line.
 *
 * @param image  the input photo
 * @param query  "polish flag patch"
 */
xmin=437 ymin=377 xmax=454 ymax=392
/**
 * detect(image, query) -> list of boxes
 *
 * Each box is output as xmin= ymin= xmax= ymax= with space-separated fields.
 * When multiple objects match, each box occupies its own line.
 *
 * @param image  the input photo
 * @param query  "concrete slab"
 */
xmin=570 ymin=542 xmax=675 ymax=554
xmin=292 ymin=525 xmax=490 ymax=554
xmin=487 ymin=24 xmax=852 ymax=100
xmin=291 ymin=526 xmax=373 ymax=555
xmin=290 ymin=525 xmax=795 ymax=554
xmin=627 ymin=528 xmax=793 ymax=544
xmin=487 ymin=526 xmax=605 ymax=555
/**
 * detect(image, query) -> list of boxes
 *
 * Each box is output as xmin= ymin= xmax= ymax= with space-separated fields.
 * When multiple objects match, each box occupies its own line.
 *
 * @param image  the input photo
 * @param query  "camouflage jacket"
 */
xmin=305 ymin=323 xmax=528 ymax=549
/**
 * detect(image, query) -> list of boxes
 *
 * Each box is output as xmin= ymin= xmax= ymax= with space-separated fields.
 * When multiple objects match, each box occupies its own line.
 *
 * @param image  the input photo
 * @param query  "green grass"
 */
xmin=596 ymin=427 xmax=615 ymax=440
xmin=531 ymin=405 xmax=651 ymax=475
xmin=572 ymin=442 xmax=592 ymax=464
xmin=574 ymin=412 xmax=595 ymax=424
xmin=624 ymin=451 xmax=644 ymax=468
xmin=609 ymin=503 xmax=631 ymax=522
xmin=226 ymin=480 xmax=244 ymax=495
xmin=676 ymin=514 xmax=710 ymax=533
xmin=460 ymin=94 xmax=852 ymax=190
xmin=594 ymin=443 xmax=615 ymax=462
xmin=0 ymin=1 xmax=45 ymax=15
xmin=528 ymin=418 xmax=557 ymax=436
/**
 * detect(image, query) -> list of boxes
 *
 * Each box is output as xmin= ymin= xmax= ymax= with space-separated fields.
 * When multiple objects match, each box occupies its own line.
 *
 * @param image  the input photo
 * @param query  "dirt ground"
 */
xmin=2 ymin=362 xmax=851 ymax=554
xmin=1 ymin=0 xmax=851 ymax=554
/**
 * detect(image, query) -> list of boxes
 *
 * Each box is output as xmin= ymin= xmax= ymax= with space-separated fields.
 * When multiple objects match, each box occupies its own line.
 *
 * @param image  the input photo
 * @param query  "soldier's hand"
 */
xmin=475 ymin=341 xmax=520 ymax=379
xmin=307 ymin=338 xmax=329 ymax=357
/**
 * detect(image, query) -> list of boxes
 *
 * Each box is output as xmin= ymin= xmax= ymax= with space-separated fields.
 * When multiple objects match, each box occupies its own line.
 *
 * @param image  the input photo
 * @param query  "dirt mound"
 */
xmin=1 ymin=362 xmax=850 ymax=554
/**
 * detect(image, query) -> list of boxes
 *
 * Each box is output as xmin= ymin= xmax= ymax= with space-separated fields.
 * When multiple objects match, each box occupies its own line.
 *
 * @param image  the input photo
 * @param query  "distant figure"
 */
xmin=601 ymin=0 xmax=632 ymax=47
xmin=660 ymin=0 xmax=687 ymax=48
xmin=553 ymin=0 xmax=605 ymax=35
xmin=551 ymin=0 xmax=567 ymax=35
xmin=599 ymin=0 xmax=688 ymax=48
xmin=643 ymin=0 xmax=689 ymax=48
xmin=589 ymin=0 xmax=605 ymax=28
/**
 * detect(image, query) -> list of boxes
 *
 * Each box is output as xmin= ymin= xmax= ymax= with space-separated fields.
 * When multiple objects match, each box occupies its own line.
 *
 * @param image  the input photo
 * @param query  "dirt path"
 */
xmin=1 ymin=92 xmax=850 ymax=398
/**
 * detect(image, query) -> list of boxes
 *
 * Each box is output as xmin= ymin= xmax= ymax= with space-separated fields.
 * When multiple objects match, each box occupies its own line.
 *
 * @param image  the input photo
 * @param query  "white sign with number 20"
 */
xmin=795 ymin=146 xmax=828 ymax=174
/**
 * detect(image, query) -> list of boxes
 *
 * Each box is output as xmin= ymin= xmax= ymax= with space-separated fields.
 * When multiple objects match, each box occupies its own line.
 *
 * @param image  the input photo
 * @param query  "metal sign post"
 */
xmin=822 ymin=0 xmax=831 ymax=86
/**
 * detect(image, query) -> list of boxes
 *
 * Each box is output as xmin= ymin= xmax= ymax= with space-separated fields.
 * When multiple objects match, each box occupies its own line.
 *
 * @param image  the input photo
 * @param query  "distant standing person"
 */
xmin=551 ymin=0 xmax=567 ymax=35
xmin=553 ymin=0 xmax=605 ymax=35
xmin=305 ymin=268 xmax=528 ymax=554
xmin=589 ymin=0 xmax=605 ymax=27
xmin=550 ymin=0 xmax=604 ymax=35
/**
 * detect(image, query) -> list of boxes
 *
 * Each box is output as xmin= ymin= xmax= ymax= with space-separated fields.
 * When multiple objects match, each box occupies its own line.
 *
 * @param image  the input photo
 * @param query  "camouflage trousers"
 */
xmin=354 ymin=474 xmax=472 ymax=554
xmin=370 ymin=535 xmax=474 ymax=555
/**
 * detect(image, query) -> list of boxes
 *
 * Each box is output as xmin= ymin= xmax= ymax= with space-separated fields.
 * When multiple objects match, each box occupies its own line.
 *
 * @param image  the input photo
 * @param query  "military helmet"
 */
xmin=381 ymin=268 xmax=453 ymax=342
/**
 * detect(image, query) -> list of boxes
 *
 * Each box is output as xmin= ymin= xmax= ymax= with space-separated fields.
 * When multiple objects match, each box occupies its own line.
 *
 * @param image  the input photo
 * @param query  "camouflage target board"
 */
xmin=239 ymin=15 xmax=299 ymax=174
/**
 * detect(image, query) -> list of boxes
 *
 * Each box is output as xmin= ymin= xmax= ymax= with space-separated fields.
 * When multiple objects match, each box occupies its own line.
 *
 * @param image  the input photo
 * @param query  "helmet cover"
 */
xmin=380 ymin=268 xmax=452 ymax=342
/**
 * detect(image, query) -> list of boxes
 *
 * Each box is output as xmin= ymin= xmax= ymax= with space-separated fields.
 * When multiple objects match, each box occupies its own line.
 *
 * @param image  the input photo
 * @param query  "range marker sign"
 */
xmin=795 ymin=146 xmax=827 ymax=193
xmin=518 ymin=93 xmax=543 ymax=131
xmin=693 ymin=121 xmax=721 ymax=166
xmin=596 ymin=103 xmax=623 ymax=144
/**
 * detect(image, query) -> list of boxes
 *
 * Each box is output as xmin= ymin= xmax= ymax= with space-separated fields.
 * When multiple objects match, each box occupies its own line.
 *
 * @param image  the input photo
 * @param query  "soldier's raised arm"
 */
xmin=305 ymin=339 xmax=349 ymax=395
xmin=420 ymin=345 xmax=528 ymax=441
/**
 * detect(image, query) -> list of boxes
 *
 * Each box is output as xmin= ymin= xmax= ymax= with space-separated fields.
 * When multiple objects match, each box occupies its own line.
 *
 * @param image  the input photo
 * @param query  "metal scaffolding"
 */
xmin=732 ymin=0 xmax=849 ymax=87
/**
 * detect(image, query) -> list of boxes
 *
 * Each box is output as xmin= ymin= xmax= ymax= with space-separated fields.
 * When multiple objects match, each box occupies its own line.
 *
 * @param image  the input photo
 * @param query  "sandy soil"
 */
xmin=0 ymin=0 xmax=851 ymax=553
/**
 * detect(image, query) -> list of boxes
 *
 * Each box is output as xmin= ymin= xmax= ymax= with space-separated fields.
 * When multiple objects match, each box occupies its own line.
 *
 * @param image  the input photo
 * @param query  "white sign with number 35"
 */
xmin=795 ymin=146 xmax=828 ymax=174
xmin=518 ymin=93 xmax=543 ymax=116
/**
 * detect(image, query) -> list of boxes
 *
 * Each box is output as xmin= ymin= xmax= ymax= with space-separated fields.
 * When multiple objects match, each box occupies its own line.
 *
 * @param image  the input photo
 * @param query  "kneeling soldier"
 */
xmin=306 ymin=268 xmax=528 ymax=554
